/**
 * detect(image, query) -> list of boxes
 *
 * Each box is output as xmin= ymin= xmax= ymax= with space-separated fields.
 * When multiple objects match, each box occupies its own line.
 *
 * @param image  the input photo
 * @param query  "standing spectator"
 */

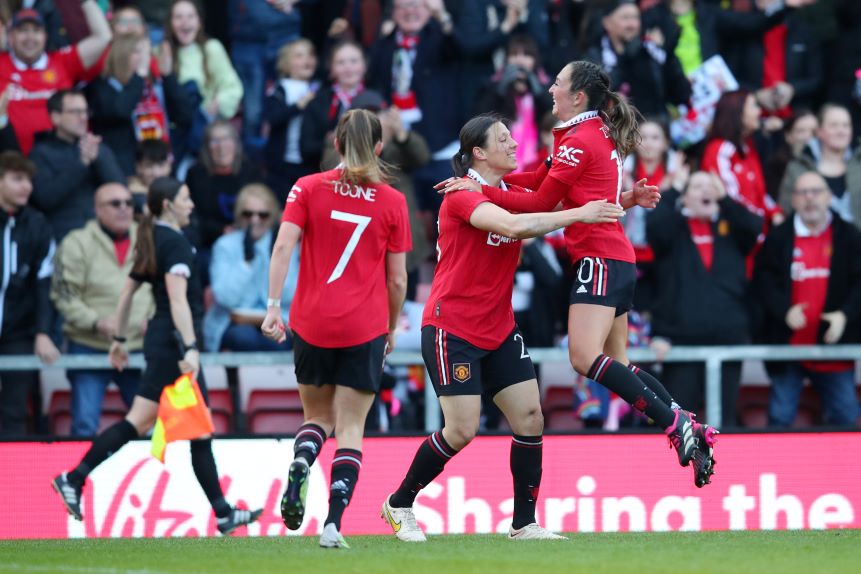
xmin=779 ymin=104 xmax=861 ymax=226
xmin=753 ymin=171 xmax=861 ymax=427
xmin=50 ymin=183 xmax=153 ymax=436
xmin=367 ymin=0 xmax=462 ymax=218
xmin=114 ymin=0 xmax=172 ymax=44
xmin=204 ymin=184 xmax=297 ymax=352
xmin=0 ymin=151 xmax=59 ymax=435
xmin=185 ymin=120 xmax=260 ymax=251
xmin=0 ymin=2 xmax=111 ymax=155
xmin=0 ymin=0 xmax=69 ymax=51
xmin=29 ymin=90 xmax=125 ymax=241
xmin=475 ymin=34 xmax=553 ymax=174
xmin=647 ymin=171 xmax=763 ymax=426
xmin=457 ymin=0 xmax=549 ymax=126
xmin=228 ymin=0 xmax=302 ymax=147
xmin=87 ymin=33 xmax=193 ymax=176
xmin=264 ymin=38 xmax=319 ymax=203
xmin=300 ymin=40 xmax=366 ymax=171
xmin=763 ymin=109 xmax=817 ymax=201
xmin=583 ymin=0 xmax=691 ymax=121
xmin=826 ymin=0 xmax=861 ymax=136
xmin=128 ymin=139 xmax=174 ymax=214
xmin=163 ymin=0 xmax=244 ymax=165
xmin=702 ymin=90 xmax=784 ymax=233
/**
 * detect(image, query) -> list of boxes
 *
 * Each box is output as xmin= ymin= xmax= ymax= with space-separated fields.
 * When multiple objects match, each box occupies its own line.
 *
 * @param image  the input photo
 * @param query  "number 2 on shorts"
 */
xmin=327 ymin=210 xmax=371 ymax=284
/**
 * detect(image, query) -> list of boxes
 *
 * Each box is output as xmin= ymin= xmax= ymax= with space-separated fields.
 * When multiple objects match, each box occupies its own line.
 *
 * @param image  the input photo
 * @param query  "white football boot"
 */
xmin=381 ymin=494 xmax=427 ymax=542
xmin=508 ymin=523 xmax=567 ymax=540
xmin=319 ymin=523 xmax=350 ymax=549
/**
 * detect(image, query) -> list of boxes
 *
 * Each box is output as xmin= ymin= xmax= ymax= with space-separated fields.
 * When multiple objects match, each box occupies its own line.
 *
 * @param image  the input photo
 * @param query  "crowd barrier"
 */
xmin=1 ymin=345 xmax=860 ymax=429
xmin=1 ymin=433 xmax=858 ymax=539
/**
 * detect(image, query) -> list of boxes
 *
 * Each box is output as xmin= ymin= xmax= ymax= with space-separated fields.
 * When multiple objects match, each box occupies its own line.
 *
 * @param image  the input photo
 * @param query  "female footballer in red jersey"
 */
xmin=261 ymin=109 xmax=412 ymax=548
xmin=440 ymin=61 xmax=718 ymax=488
xmin=381 ymin=114 xmax=624 ymax=543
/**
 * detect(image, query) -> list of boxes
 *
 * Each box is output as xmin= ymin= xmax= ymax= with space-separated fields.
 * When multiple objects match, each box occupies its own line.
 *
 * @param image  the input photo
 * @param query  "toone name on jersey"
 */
xmin=332 ymin=181 xmax=377 ymax=202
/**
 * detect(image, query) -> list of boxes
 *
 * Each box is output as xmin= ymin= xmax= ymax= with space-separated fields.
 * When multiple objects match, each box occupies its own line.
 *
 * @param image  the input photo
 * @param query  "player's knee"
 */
xmin=524 ymin=407 xmax=544 ymax=435
xmin=445 ymin=423 xmax=478 ymax=450
xmin=569 ymin=350 xmax=596 ymax=377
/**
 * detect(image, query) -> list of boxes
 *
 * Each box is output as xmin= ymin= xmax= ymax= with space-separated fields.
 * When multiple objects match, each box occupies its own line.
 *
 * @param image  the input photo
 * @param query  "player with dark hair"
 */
xmin=440 ymin=61 xmax=718 ymax=487
xmin=381 ymin=113 xmax=624 ymax=542
xmin=261 ymin=108 xmax=412 ymax=549
xmin=51 ymin=176 xmax=262 ymax=535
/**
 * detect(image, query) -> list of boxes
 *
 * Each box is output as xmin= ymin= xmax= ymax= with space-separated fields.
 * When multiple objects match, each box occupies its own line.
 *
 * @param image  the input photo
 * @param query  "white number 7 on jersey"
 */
xmin=327 ymin=210 xmax=372 ymax=284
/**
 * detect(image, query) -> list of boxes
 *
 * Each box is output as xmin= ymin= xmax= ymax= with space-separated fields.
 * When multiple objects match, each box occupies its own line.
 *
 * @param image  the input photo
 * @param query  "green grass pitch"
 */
xmin=1 ymin=530 xmax=859 ymax=574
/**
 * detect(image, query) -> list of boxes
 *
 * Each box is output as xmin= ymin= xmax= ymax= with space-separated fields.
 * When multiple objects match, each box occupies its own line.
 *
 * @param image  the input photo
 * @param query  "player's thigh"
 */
xmin=567 ymin=303 xmax=617 ymax=374
xmin=603 ymin=312 xmax=630 ymax=365
xmin=298 ymin=384 xmax=336 ymax=422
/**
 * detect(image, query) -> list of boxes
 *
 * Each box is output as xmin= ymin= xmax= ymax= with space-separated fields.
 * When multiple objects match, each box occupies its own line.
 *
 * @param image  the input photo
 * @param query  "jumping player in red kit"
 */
xmin=262 ymin=109 xmax=412 ymax=548
xmin=440 ymin=61 xmax=718 ymax=488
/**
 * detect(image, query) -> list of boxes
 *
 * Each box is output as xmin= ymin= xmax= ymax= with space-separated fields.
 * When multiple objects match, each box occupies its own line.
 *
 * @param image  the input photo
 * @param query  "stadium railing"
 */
xmin=1 ymin=344 xmax=859 ymax=431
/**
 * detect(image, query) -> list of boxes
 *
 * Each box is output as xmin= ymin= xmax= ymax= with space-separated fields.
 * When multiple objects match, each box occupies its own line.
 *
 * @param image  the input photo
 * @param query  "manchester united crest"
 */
xmin=452 ymin=363 xmax=471 ymax=383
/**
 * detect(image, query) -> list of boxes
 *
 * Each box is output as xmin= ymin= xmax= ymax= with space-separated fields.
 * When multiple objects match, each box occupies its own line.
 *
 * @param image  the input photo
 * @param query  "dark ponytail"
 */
xmin=604 ymin=90 xmax=642 ymax=157
xmin=451 ymin=113 xmax=507 ymax=177
xmin=566 ymin=60 xmax=642 ymax=157
xmin=132 ymin=176 xmax=184 ymax=277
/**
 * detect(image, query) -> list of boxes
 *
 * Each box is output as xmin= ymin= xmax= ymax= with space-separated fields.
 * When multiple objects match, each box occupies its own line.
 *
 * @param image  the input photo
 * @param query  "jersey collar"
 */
xmin=12 ymin=52 xmax=48 ymax=71
xmin=554 ymin=110 xmax=600 ymax=131
xmin=467 ymin=168 xmax=507 ymax=191
xmin=794 ymin=211 xmax=832 ymax=238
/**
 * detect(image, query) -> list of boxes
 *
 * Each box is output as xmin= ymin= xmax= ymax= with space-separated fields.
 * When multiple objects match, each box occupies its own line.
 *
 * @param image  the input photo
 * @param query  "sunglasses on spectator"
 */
xmin=102 ymin=199 xmax=134 ymax=208
xmin=240 ymin=210 xmax=271 ymax=220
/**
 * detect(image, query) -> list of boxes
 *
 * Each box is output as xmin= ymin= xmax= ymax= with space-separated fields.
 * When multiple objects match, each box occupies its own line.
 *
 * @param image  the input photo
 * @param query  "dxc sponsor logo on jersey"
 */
xmin=487 ymin=232 xmax=519 ymax=247
xmin=556 ymin=145 xmax=583 ymax=167
xmin=332 ymin=181 xmax=377 ymax=202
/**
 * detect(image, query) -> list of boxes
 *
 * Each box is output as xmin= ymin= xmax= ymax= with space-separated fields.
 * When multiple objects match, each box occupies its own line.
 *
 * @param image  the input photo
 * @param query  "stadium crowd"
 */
xmin=0 ymin=0 xmax=860 ymax=436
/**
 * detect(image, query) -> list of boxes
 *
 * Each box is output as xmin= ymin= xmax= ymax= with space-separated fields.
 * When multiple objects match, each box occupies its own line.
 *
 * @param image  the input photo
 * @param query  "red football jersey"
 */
xmin=481 ymin=111 xmax=635 ymax=263
xmin=0 ymin=48 xmax=86 ymax=155
xmin=701 ymin=138 xmax=780 ymax=221
xmin=422 ymin=175 xmax=523 ymax=349
xmin=281 ymin=168 xmax=412 ymax=347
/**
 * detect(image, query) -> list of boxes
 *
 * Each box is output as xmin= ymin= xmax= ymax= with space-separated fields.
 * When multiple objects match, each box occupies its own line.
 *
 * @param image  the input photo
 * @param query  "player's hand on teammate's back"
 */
xmin=632 ymin=178 xmax=662 ymax=208
xmin=435 ymin=177 xmax=483 ymax=195
xmin=261 ymin=309 xmax=288 ymax=344
xmin=576 ymin=199 xmax=625 ymax=223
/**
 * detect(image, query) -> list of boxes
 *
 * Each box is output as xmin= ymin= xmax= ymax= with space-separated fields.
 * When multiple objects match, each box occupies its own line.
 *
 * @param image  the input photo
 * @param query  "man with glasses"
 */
xmin=29 ymin=90 xmax=124 ymax=241
xmin=753 ymin=171 xmax=861 ymax=427
xmin=0 ymin=2 xmax=112 ymax=155
xmin=50 ymin=183 xmax=153 ymax=436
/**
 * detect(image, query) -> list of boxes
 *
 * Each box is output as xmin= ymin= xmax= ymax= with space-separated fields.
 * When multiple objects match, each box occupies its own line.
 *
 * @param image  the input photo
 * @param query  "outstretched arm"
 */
xmin=76 ymin=0 xmax=112 ymax=69
xmin=469 ymin=199 xmax=624 ymax=239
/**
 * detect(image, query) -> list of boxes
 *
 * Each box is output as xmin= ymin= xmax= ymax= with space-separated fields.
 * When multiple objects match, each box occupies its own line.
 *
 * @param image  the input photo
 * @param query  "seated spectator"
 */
xmin=779 ymin=104 xmax=861 ymax=226
xmin=185 ymin=120 xmax=260 ymax=251
xmin=300 ymin=40 xmax=367 ymax=170
xmin=753 ymin=171 xmax=861 ymax=427
xmin=321 ymin=90 xmax=431 ymax=296
xmin=264 ymin=38 xmax=319 ymax=203
xmin=204 ymin=184 xmax=297 ymax=352
xmin=583 ymin=0 xmax=691 ymax=121
xmin=764 ymin=109 xmax=817 ymax=201
xmin=163 ymin=0 xmax=243 ymax=165
xmin=475 ymin=34 xmax=552 ymax=174
xmin=0 ymin=151 xmax=59 ymax=435
xmin=0 ymin=0 xmax=69 ymax=51
xmin=128 ymin=139 xmax=174 ymax=214
xmin=647 ymin=170 xmax=763 ymax=426
xmin=87 ymin=32 xmax=193 ymax=176
xmin=0 ymin=2 xmax=112 ymax=155
xmin=29 ymin=90 xmax=124 ymax=241
xmin=50 ymin=183 xmax=153 ymax=436
xmin=228 ymin=0 xmax=302 ymax=147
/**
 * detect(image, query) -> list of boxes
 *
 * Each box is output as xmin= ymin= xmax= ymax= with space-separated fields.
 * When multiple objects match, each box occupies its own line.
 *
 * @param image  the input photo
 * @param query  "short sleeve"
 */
xmin=387 ymin=193 xmax=413 ymax=253
xmin=281 ymin=180 xmax=309 ymax=229
xmin=445 ymin=191 xmax=491 ymax=223
xmin=55 ymin=46 xmax=86 ymax=83
xmin=548 ymin=135 xmax=590 ymax=187
xmin=161 ymin=234 xmax=195 ymax=278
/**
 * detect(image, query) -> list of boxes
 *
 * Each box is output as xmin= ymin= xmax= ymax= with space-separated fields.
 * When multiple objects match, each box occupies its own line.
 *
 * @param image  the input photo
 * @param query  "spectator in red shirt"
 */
xmin=753 ymin=171 xmax=861 ymax=427
xmin=0 ymin=1 xmax=111 ymax=155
